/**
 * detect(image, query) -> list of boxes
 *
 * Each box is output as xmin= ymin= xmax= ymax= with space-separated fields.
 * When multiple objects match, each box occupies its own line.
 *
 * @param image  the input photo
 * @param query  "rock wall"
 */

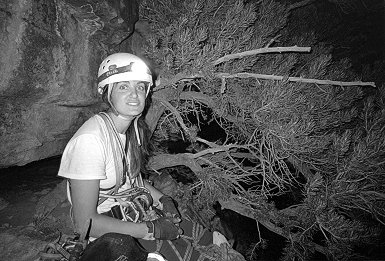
xmin=0 ymin=0 xmax=138 ymax=167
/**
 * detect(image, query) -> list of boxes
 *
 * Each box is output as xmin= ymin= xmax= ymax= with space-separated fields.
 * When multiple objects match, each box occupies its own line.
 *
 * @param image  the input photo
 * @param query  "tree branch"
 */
xmin=217 ymin=72 xmax=376 ymax=87
xmin=218 ymin=198 xmax=288 ymax=236
xmin=213 ymin=46 xmax=311 ymax=65
xmin=158 ymin=98 xmax=191 ymax=137
xmin=178 ymin=92 xmax=247 ymax=124
xmin=148 ymin=153 xmax=203 ymax=173
xmin=149 ymin=139 xmax=255 ymax=170
xmin=196 ymin=137 xmax=220 ymax=148
xmin=218 ymin=198 xmax=328 ymax=256
xmin=179 ymin=92 xmax=215 ymax=107
xmin=288 ymin=0 xmax=316 ymax=11
xmin=153 ymin=72 xmax=201 ymax=92
xmin=193 ymin=137 xmax=259 ymax=159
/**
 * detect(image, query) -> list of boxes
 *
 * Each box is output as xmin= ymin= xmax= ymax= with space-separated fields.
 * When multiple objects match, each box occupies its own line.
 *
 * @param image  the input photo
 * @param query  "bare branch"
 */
xmin=149 ymin=153 xmax=203 ymax=172
xmin=193 ymin=139 xmax=258 ymax=158
xmin=158 ymin=98 xmax=191 ymax=136
xmin=218 ymin=198 xmax=287 ymax=236
xmin=218 ymin=198 xmax=328 ymax=256
xmin=179 ymin=91 xmax=215 ymax=107
xmin=217 ymin=72 xmax=377 ymax=87
xmin=191 ymin=140 xmax=251 ymax=158
xmin=213 ymin=46 xmax=311 ymax=65
xmin=152 ymin=73 xmax=206 ymax=96
xmin=265 ymin=34 xmax=281 ymax=48
xmin=196 ymin=137 xmax=219 ymax=148
xmin=192 ymin=148 xmax=229 ymax=158
xmin=149 ymin=139 xmax=258 ymax=169
xmin=153 ymin=72 xmax=199 ymax=92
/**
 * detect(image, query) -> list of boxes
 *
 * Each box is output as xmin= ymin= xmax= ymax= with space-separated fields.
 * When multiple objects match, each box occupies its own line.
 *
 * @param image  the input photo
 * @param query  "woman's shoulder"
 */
xmin=72 ymin=114 xmax=107 ymax=139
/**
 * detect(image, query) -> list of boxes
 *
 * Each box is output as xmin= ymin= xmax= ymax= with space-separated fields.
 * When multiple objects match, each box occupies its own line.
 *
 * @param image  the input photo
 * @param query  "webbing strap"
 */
xmin=161 ymin=221 xmax=211 ymax=261
xmin=99 ymin=112 xmax=129 ymax=191
xmin=97 ymin=113 xmax=127 ymax=206
xmin=168 ymin=240 xmax=184 ymax=261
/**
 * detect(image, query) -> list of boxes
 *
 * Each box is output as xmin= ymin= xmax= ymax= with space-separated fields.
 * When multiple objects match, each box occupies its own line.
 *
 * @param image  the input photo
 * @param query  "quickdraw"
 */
xmin=37 ymin=233 xmax=87 ymax=261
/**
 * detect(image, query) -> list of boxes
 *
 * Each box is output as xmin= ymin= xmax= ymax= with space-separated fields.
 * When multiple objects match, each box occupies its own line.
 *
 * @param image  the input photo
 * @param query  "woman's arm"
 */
xmin=70 ymin=179 xmax=149 ymax=239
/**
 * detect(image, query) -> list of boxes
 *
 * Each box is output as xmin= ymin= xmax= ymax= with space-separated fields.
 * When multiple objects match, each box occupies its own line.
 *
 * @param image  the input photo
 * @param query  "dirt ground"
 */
xmin=0 ymin=156 xmax=72 ymax=261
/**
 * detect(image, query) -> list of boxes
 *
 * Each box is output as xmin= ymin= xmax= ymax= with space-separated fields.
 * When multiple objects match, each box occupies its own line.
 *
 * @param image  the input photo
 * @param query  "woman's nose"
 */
xmin=128 ymin=86 xmax=138 ymax=97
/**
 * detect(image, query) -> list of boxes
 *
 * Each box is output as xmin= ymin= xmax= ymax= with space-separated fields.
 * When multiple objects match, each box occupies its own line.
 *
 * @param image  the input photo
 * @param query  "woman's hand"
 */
xmin=145 ymin=217 xmax=183 ymax=240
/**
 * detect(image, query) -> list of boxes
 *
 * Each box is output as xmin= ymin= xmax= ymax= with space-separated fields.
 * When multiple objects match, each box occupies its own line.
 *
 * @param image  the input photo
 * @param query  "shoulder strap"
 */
xmin=98 ymin=113 xmax=126 ymax=191
xmin=97 ymin=112 xmax=146 ymax=206
xmin=97 ymin=112 xmax=130 ymax=205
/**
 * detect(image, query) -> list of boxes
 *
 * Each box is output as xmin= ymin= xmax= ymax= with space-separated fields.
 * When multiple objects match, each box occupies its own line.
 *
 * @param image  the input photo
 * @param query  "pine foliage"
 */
xmin=139 ymin=0 xmax=385 ymax=259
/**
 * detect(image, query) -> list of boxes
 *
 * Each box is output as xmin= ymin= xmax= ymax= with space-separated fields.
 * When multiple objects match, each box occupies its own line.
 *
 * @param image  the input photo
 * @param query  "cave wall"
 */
xmin=0 ymin=0 xmax=139 ymax=167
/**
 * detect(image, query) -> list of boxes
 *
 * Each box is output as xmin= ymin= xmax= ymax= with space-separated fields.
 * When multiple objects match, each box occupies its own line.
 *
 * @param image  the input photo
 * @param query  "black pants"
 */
xmin=79 ymin=219 xmax=213 ymax=261
xmin=80 ymin=233 xmax=148 ymax=261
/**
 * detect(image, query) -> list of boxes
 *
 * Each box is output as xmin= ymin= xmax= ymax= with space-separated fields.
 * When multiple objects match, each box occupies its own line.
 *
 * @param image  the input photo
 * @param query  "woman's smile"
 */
xmin=126 ymin=101 xmax=140 ymax=106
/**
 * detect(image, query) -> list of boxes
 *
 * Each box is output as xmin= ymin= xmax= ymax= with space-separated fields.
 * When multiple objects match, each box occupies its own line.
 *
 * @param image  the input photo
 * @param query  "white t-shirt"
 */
xmin=58 ymin=114 xmax=134 ymax=214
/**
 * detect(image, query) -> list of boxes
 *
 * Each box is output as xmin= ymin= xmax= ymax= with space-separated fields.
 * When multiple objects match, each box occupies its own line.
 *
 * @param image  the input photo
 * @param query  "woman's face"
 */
xmin=110 ymin=80 xmax=147 ymax=119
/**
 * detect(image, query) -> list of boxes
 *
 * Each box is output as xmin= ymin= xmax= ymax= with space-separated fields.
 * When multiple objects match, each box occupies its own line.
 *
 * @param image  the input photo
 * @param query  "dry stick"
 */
xmin=217 ymin=72 xmax=377 ymax=87
xmin=265 ymin=34 xmax=281 ymax=48
xmin=213 ymin=46 xmax=311 ymax=65
xmin=196 ymin=137 xmax=219 ymax=148
xmin=192 ymin=138 xmax=257 ymax=158
xmin=159 ymin=99 xmax=190 ymax=135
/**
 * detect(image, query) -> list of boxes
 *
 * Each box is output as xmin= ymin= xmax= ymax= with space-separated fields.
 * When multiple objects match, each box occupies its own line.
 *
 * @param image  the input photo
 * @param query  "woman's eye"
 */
xmin=119 ymin=84 xmax=130 ymax=90
xmin=136 ymin=83 xmax=146 ymax=92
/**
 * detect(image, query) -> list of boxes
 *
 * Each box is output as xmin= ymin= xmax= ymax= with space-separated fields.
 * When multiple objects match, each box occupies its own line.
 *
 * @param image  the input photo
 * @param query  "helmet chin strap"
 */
xmin=107 ymin=83 xmax=142 ymax=146
xmin=133 ymin=116 xmax=141 ymax=146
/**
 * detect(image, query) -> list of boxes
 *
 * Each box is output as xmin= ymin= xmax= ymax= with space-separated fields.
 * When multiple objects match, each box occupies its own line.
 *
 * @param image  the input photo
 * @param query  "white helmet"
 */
xmin=97 ymin=53 xmax=152 ymax=96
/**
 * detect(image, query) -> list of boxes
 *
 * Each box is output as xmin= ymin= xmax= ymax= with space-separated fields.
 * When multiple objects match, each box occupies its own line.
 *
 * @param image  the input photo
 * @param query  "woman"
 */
xmin=58 ymin=53 xmax=226 ymax=261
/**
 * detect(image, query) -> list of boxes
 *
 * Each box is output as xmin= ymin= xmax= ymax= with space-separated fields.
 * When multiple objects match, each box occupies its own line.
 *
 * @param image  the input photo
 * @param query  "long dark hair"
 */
xmin=126 ymin=116 xmax=152 ymax=178
xmin=101 ymin=84 xmax=152 ymax=179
